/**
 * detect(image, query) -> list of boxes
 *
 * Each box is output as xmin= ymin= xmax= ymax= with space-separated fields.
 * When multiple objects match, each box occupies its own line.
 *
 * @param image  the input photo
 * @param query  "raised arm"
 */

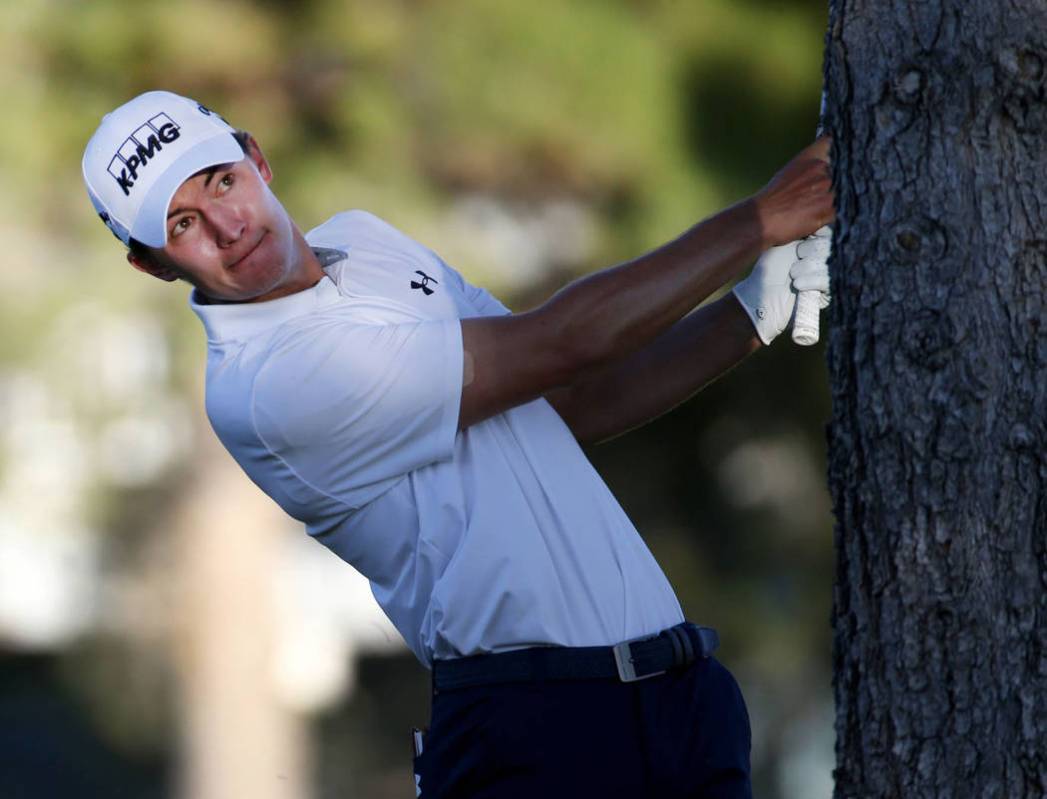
xmin=541 ymin=294 xmax=760 ymax=445
xmin=457 ymin=137 xmax=833 ymax=431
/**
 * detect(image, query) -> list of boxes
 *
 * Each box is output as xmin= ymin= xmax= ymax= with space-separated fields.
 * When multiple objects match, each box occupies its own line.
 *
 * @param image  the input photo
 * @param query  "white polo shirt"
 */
xmin=191 ymin=210 xmax=684 ymax=667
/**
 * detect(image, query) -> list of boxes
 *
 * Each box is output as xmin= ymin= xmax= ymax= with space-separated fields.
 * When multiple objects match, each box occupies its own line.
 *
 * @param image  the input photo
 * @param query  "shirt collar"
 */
xmin=189 ymin=247 xmax=348 ymax=343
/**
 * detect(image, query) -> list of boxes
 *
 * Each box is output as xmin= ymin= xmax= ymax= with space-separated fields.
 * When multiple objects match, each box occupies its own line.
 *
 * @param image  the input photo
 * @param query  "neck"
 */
xmin=241 ymin=226 xmax=326 ymax=304
xmin=194 ymin=224 xmax=328 ymax=306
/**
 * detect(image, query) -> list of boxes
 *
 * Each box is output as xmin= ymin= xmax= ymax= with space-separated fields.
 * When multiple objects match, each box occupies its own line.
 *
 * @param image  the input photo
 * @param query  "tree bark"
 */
xmin=824 ymin=1 xmax=1046 ymax=797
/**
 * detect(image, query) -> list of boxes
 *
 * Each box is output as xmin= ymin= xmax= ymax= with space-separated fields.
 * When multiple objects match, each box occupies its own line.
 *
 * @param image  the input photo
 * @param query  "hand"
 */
xmin=788 ymin=225 xmax=832 ymax=346
xmin=732 ymin=240 xmax=800 ymax=346
xmin=790 ymin=226 xmax=832 ymax=310
xmin=752 ymin=137 xmax=835 ymax=248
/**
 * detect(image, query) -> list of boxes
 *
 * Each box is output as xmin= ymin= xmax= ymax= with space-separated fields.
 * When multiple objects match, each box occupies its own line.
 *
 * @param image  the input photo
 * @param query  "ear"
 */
xmin=127 ymin=251 xmax=180 ymax=282
xmin=244 ymin=134 xmax=274 ymax=184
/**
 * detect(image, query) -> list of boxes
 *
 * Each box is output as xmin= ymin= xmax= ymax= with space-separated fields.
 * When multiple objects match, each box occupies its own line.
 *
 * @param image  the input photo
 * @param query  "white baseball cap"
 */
xmin=82 ymin=90 xmax=246 ymax=248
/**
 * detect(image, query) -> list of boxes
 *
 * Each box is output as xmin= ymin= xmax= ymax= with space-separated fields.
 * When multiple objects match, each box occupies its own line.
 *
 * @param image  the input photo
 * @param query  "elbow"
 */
xmin=547 ymin=339 xmax=590 ymax=390
xmin=562 ymin=333 xmax=606 ymax=379
xmin=539 ymin=283 xmax=620 ymax=376
xmin=528 ymin=306 xmax=603 ymax=388
xmin=556 ymin=314 xmax=619 ymax=376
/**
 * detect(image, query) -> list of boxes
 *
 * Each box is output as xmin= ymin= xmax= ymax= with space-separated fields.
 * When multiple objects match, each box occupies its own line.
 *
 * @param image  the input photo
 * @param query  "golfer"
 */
xmin=82 ymin=91 xmax=833 ymax=798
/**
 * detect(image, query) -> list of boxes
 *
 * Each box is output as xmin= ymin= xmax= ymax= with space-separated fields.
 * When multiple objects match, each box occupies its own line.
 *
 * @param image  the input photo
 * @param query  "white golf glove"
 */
xmin=732 ymin=241 xmax=800 ymax=345
xmin=732 ymin=226 xmax=833 ymax=346
xmin=790 ymin=227 xmax=832 ymax=310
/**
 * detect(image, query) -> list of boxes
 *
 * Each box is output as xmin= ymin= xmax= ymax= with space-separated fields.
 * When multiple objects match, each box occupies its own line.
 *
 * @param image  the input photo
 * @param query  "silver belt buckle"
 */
xmin=612 ymin=634 xmax=666 ymax=683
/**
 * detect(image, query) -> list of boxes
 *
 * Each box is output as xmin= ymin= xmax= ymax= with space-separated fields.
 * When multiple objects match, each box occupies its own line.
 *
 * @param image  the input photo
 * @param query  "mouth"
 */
xmin=227 ymin=232 xmax=268 ymax=270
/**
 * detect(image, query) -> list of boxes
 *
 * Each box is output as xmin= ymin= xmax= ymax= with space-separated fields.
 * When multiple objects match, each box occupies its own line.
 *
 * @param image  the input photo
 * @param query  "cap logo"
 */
xmin=106 ymin=113 xmax=182 ymax=197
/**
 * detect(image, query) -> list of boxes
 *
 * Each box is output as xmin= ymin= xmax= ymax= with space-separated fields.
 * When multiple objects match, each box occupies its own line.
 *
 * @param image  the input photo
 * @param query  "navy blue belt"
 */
xmin=432 ymin=622 xmax=719 ymax=692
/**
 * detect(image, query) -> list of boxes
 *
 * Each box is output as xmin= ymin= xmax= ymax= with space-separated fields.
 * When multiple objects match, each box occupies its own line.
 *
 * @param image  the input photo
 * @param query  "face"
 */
xmin=128 ymin=137 xmax=323 ymax=303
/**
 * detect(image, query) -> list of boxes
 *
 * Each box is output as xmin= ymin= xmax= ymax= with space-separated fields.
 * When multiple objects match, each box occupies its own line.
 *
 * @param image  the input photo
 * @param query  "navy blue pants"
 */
xmin=412 ymin=656 xmax=751 ymax=798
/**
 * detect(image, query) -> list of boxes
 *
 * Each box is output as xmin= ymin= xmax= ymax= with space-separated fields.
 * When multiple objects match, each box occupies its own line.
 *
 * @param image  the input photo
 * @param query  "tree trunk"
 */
xmin=170 ymin=407 xmax=309 ymax=799
xmin=824 ymin=1 xmax=1046 ymax=797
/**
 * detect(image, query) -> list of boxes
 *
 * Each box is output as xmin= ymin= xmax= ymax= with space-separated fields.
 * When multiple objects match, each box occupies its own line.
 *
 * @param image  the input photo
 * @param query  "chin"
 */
xmin=244 ymin=271 xmax=294 ymax=303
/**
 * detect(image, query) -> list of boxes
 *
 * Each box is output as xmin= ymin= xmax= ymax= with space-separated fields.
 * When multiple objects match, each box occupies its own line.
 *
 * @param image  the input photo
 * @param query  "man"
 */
xmin=83 ymin=90 xmax=833 ymax=798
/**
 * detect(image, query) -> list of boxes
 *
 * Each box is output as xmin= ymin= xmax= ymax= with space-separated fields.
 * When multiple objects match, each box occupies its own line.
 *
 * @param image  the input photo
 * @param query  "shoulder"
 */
xmin=247 ymin=317 xmax=392 ymax=444
xmin=200 ymin=314 xmax=407 ymax=460
xmin=308 ymin=209 xmax=472 ymax=296
xmin=306 ymin=209 xmax=427 ymax=255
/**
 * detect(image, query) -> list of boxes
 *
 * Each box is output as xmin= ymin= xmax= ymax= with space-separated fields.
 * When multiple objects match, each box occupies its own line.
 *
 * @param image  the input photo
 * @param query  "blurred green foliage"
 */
xmin=0 ymin=1 xmax=833 ymax=797
xmin=3 ymin=0 xmax=824 ymax=272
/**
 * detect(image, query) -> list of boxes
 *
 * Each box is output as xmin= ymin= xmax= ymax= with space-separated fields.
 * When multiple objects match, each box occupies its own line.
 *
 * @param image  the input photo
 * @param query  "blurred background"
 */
xmin=0 ymin=0 xmax=834 ymax=796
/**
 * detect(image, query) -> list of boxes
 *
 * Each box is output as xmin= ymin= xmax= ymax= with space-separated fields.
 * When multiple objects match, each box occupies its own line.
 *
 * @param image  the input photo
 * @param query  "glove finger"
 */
xmin=791 ymin=255 xmax=829 ymax=277
xmin=818 ymin=291 xmax=831 ymax=309
xmin=792 ymin=273 xmax=830 ymax=293
xmin=790 ymin=257 xmax=830 ymax=292
xmin=796 ymin=236 xmax=831 ymax=261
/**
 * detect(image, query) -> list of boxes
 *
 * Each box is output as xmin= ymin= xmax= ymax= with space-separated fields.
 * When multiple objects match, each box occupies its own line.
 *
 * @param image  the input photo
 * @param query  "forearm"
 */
xmin=541 ymin=199 xmax=765 ymax=371
xmin=456 ymin=138 xmax=830 ymax=431
xmin=554 ymin=295 xmax=761 ymax=445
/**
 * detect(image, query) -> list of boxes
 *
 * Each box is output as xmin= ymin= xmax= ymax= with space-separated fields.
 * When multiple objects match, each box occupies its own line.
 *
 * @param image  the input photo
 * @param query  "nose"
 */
xmin=210 ymin=204 xmax=246 ymax=248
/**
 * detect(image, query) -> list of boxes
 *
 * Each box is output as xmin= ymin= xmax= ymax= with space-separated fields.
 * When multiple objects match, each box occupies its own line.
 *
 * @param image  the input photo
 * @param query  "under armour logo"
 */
xmin=411 ymin=270 xmax=438 ymax=295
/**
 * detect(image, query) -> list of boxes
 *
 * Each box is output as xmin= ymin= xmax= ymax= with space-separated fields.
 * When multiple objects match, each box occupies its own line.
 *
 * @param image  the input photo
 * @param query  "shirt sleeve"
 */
xmin=430 ymin=254 xmax=513 ymax=317
xmin=463 ymin=281 xmax=512 ymax=317
xmin=251 ymin=316 xmax=463 ymax=510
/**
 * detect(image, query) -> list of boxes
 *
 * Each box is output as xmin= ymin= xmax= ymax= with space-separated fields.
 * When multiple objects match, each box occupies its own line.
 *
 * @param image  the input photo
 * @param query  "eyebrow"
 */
xmin=166 ymin=164 xmax=229 ymax=219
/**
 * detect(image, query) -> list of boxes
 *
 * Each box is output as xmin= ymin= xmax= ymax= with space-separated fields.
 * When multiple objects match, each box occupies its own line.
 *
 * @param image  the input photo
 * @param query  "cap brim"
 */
xmin=129 ymin=133 xmax=247 ymax=248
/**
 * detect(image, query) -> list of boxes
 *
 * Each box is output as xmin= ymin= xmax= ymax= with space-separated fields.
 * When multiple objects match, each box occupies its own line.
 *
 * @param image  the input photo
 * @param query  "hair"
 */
xmin=127 ymin=129 xmax=252 ymax=260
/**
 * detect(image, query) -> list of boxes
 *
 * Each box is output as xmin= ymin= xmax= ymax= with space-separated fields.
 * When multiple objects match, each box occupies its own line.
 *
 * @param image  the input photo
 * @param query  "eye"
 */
xmin=170 ymin=216 xmax=193 ymax=238
xmin=219 ymin=173 xmax=234 ymax=190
